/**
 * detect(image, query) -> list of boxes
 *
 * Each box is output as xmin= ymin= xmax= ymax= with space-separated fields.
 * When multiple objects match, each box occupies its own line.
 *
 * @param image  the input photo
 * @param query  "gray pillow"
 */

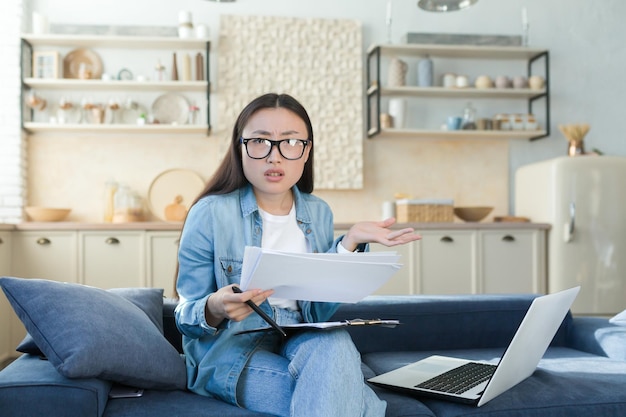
xmin=16 ymin=286 xmax=165 ymax=355
xmin=0 ymin=277 xmax=186 ymax=390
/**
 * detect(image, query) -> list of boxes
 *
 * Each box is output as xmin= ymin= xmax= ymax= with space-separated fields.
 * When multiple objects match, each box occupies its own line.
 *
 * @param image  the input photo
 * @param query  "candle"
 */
xmin=182 ymin=53 xmax=191 ymax=81
xmin=195 ymin=53 xmax=204 ymax=81
xmin=522 ymin=7 xmax=528 ymax=27
xmin=386 ymin=0 xmax=392 ymax=24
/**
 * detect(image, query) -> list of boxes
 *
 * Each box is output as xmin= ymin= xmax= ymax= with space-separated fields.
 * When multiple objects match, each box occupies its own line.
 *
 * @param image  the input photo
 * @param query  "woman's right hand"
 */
xmin=205 ymin=284 xmax=274 ymax=327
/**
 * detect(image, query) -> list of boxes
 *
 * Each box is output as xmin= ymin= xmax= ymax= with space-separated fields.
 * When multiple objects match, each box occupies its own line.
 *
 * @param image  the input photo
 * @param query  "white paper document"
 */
xmin=240 ymin=246 xmax=402 ymax=303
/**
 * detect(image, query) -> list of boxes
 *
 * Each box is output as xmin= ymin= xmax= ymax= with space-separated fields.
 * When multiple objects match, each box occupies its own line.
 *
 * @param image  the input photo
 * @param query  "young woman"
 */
xmin=175 ymin=93 xmax=419 ymax=416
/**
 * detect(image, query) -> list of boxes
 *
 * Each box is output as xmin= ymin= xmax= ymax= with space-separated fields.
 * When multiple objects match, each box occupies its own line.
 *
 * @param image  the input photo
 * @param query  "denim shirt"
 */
xmin=175 ymin=184 xmax=344 ymax=405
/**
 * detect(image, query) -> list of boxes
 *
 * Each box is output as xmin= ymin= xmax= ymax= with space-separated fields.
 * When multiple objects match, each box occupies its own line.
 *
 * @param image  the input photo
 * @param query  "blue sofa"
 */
xmin=2 ymin=292 xmax=626 ymax=417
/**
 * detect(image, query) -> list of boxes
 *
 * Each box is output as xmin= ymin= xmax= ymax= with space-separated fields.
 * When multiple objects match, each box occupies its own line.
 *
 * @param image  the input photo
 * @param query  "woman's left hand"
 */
xmin=341 ymin=217 xmax=421 ymax=252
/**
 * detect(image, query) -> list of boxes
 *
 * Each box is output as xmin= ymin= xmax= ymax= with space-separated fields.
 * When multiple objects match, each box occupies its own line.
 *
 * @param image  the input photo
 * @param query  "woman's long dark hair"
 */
xmin=173 ymin=93 xmax=315 ymax=298
xmin=195 ymin=93 xmax=315 ymax=202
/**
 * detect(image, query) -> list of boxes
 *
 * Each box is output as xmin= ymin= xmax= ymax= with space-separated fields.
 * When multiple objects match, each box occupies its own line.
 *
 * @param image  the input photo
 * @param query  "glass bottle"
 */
xmin=461 ymin=102 xmax=477 ymax=130
xmin=103 ymin=179 xmax=118 ymax=223
xmin=112 ymin=184 xmax=132 ymax=223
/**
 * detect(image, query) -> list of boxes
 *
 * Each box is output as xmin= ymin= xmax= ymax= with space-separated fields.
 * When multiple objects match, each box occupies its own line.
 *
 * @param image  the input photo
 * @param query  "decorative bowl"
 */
xmin=24 ymin=207 xmax=71 ymax=222
xmin=453 ymin=206 xmax=493 ymax=222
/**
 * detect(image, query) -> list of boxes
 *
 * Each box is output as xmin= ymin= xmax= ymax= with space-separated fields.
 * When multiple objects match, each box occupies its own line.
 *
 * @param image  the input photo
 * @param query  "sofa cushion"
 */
xmin=0 ymin=354 xmax=112 ymax=417
xmin=102 ymin=389 xmax=278 ymax=417
xmin=16 ymin=287 xmax=165 ymax=355
xmin=363 ymin=347 xmax=626 ymax=416
xmin=0 ymin=277 xmax=186 ymax=390
xmin=331 ymin=295 xmax=571 ymax=354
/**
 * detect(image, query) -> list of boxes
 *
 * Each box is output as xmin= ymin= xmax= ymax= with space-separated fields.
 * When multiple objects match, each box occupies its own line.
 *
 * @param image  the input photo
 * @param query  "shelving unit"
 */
xmin=366 ymin=43 xmax=550 ymax=140
xmin=21 ymin=122 xmax=207 ymax=135
xmin=20 ymin=34 xmax=211 ymax=135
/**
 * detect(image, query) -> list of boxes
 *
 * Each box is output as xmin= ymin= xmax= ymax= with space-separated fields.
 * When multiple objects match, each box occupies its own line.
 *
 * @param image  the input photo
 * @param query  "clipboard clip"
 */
xmin=344 ymin=318 xmax=400 ymax=328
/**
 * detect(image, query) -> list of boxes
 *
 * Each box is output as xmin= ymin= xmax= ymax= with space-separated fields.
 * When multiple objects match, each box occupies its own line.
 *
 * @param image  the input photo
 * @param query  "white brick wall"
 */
xmin=0 ymin=0 xmax=26 ymax=223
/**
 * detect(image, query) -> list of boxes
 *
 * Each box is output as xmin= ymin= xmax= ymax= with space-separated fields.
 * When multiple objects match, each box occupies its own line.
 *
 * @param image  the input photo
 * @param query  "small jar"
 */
xmin=442 ymin=73 xmax=456 ymax=88
xmin=496 ymin=113 xmax=511 ymax=130
xmin=455 ymin=75 xmax=470 ymax=89
xmin=461 ymin=102 xmax=477 ymax=130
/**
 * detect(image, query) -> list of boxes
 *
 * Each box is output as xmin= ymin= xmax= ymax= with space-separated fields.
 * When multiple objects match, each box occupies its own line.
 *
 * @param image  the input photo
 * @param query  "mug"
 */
xmin=446 ymin=116 xmax=462 ymax=131
xmin=476 ymin=118 xmax=492 ymax=130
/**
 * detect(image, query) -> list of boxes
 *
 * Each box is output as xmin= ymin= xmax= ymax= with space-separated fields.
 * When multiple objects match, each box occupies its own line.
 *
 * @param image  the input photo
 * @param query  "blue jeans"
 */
xmin=236 ymin=309 xmax=386 ymax=417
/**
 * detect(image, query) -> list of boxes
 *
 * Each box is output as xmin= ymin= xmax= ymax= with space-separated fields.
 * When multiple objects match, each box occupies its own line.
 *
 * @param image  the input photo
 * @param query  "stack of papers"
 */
xmin=240 ymin=246 xmax=402 ymax=303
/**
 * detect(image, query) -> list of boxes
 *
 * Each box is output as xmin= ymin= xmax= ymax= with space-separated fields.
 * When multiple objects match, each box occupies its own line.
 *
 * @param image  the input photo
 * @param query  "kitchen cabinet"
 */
xmin=78 ymin=231 xmax=145 ymax=289
xmin=145 ymin=231 xmax=180 ymax=298
xmin=20 ymin=34 xmax=211 ymax=135
xmin=478 ymin=229 xmax=546 ymax=294
xmin=0 ymin=231 xmax=11 ymax=276
xmin=9 ymin=230 xmax=78 ymax=352
xmin=335 ymin=225 xmax=546 ymax=296
xmin=366 ymin=44 xmax=549 ymax=140
xmin=12 ymin=231 xmax=78 ymax=282
xmin=415 ymin=230 xmax=477 ymax=294
xmin=368 ymin=241 xmax=413 ymax=295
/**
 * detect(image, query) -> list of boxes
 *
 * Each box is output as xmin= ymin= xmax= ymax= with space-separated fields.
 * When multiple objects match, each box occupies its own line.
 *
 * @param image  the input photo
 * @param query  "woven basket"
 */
xmin=396 ymin=202 xmax=454 ymax=223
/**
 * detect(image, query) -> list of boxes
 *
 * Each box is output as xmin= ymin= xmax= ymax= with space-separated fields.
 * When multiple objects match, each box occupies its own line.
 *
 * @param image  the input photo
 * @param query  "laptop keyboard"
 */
xmin=415 ymin=362 xmax=496 ymax=395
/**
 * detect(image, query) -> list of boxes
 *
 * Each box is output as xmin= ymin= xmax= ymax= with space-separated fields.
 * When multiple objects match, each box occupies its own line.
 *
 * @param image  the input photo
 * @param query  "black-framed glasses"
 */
xmin=240 ymin=138 xmax=311 ymax=160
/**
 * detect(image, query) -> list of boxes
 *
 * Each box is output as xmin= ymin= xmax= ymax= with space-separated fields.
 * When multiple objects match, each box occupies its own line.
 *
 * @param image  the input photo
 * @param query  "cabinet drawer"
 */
xmin=145 ymin=231 xmax=180 ymax=298
xmin=416 ymin=231 xmax=476 ymax=294
xmin=479 ymin=230 xmax=545 ymax=293
xmin=12 ymin=231 xmax=78 ymax=281
xmin=79 ymin=232 xmax=145 ymax=288
xmin=0 ymin=231 xmax=11 ymax=276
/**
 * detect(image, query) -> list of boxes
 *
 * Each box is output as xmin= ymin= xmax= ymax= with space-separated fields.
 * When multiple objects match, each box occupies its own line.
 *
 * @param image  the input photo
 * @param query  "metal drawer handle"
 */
xmin=440 ymin=236 xmax=454 ymax=243
xmin=105 ymin=237 xmax=120 ymax=245
xmin=502 ymin=235 xmax=516 ymax=242
xmin=37 ymin=237 xmax=51 ymax=245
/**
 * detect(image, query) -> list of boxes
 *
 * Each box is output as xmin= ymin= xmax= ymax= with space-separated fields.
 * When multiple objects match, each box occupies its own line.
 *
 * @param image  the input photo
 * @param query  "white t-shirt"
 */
xmin=258 ymin=204 xmax=308 ymax=311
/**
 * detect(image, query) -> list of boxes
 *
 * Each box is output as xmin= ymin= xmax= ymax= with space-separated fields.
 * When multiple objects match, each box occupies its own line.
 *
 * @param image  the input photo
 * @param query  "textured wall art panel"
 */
xmin=218 ymin=15 xmax=363 ymax=189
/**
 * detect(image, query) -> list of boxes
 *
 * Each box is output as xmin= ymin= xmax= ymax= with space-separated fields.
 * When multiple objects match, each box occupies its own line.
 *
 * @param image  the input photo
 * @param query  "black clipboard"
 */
xmin=235 ymin=319 xmax=400 ymax=335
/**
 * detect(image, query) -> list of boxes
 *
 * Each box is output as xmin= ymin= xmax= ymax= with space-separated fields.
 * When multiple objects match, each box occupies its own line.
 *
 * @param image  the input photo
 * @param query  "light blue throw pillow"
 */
xmin=0 ymin=277 xmax=186 ymax=390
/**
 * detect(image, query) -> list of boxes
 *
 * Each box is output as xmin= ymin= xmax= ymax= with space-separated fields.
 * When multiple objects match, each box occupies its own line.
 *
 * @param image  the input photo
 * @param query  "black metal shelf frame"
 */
xmin=366 ymin=45 xmax=550 ymax=141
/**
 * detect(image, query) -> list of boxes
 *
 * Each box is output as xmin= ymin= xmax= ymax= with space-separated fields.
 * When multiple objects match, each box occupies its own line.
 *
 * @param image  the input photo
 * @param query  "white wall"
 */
xmin=21 ymin=0 xmax=626 ymax=222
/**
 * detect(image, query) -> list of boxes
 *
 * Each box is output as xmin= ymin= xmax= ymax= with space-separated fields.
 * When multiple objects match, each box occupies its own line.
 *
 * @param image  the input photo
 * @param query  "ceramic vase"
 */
xmin=417 ymin=56 xmax=433 ymax=87
xmin=387 ymin=58 xmax=408 ymax=87
xmin=388 ymin=98 xmax=407 ymax=129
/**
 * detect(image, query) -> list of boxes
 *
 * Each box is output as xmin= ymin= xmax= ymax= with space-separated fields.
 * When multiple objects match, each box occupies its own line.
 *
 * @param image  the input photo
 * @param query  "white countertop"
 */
xmin=1 ymin=221 xmax=551 ymax=231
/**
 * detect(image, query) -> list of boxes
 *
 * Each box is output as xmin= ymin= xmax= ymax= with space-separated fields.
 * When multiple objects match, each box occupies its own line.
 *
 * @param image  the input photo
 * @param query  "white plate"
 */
xmin=151 ymin=93 xmax=189 ymax=125
xmin=148 ymin=169 xmax=205 ymax=222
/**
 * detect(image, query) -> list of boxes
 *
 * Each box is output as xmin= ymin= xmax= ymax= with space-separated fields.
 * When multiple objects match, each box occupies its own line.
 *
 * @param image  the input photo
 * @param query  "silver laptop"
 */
xmin=368 ymin=286 xmax=580 ymax=407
